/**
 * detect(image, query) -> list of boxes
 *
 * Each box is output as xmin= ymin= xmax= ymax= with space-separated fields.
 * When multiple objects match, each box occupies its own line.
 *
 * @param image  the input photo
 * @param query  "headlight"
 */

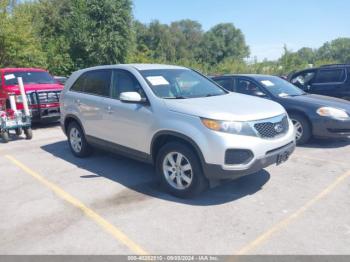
xmin=201 ymin=118 xmax=256 ymax=136
xmin=316 ymin=107 xmax=349 ymax=119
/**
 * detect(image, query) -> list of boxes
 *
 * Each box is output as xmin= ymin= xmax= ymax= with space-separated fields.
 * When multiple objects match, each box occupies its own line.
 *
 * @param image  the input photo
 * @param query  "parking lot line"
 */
xmin=234 ymin=170 xmax=350 ymax=255
xmin=293 ymin=154 xmax=350 ymax=166
xmin=4 ymin=154 xmax=149 ymax=255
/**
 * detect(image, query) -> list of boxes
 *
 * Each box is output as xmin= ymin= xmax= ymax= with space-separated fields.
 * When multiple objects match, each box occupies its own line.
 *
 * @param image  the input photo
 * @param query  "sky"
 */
xmin=133 ymin=0 xmax=350 ymax=61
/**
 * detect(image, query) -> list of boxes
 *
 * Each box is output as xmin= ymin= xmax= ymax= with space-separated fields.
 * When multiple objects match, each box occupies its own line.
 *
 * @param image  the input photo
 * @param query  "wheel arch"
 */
xmin=287 ymin=109 xmax=313 ymax=133
xmin=63 ymin=114 xmax=86 ymax=136
xmin=151 ymin=131 xmax=206 ymax=167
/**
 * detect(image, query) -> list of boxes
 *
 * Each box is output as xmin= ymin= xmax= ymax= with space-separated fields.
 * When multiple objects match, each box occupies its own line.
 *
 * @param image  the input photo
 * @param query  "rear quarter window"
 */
xmin=314 ymin=69 xmax=346 ymax=83
xmin=70 ymin=74 xmax=86 ymax=92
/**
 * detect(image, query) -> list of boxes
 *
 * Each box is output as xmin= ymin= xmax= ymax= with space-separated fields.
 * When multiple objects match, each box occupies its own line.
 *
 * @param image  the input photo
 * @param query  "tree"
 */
xmin=36 ymin=0 xmax=133 ymax=75
xmin=296 ymin=47 xmax=316 ymax=64
xmin=143 ymin=20 xmax=176 ymax=62
xmin=0 ymin=1 xmax=47 ymax=68
xmin=317 ymin=38 xmax=350 ymax=64
xmin=170 ymin=19 xmax=203 ymax=61
xmin=199 ymin=23 xmax=249 ymax=65
xmin=129 ymin=20 xmax=155 ymax=63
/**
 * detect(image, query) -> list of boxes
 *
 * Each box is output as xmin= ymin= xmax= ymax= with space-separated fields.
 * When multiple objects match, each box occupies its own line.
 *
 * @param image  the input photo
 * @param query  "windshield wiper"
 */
xmin=205 ymin=93 xmax=221 ymax=97
xmin=164 ymin=96 xmax=188 ymax=99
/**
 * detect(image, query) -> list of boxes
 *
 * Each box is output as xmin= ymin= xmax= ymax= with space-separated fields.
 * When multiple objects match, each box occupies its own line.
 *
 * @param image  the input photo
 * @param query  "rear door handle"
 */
xmin=106 ymin=106 xmax=113 ymax=114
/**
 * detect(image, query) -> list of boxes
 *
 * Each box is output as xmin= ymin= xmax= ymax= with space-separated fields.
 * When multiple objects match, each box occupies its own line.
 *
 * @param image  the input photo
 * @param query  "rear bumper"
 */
xmin=312 ymin=117 xmax=350 ymax=139
xmin=203 ymin=141 xmax=295 ymax=180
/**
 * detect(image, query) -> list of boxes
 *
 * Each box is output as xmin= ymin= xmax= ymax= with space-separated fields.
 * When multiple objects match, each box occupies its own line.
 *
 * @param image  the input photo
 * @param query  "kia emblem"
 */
xmin=274 ymin=124 xmax=284 ymax=133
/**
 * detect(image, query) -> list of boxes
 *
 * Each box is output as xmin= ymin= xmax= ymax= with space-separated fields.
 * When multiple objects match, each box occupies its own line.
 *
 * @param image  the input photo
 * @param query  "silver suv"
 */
xmin=60 ymin=64 xmax=296 ymax=198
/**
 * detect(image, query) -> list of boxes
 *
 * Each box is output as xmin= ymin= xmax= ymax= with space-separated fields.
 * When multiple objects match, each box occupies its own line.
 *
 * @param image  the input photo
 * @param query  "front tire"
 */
xmin=67 ymin=121 xmax=92 ymax=157
xmin=1 ymin=131 xmax=9 ymax=143
xmin=290 ymin=113 xmax=311 ymax=145
xmin=24 ymin=128 xmax=33 ymax=140
xmin=16 ymin=128 xmax=22 ymax=136
xmin=156 ymin=142 xmax=208 ymax=198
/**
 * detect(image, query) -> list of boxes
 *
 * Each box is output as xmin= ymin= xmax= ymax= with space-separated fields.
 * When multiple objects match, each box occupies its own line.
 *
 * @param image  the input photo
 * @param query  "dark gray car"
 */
xmin=212 ymin=74 xmax=350 ymax=145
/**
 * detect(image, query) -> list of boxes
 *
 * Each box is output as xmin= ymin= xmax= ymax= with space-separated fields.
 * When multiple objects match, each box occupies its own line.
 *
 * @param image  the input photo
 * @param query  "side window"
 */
xmin=314 ymin=69 xmax=346 ymax=84
xmin=214 ymin=78 xmax=233 ymax=91
xmin=236 ymin=79 xmax=265 ymax=96
xmin=70 ymin=74 xmax=86 ymax=92
xmin=112 ymin=70 xmax=145 ymax=99
xmin=84 ymin=70 xmax=112 ymax=97
xmin=291 ymin=71 xmax=316 ymax=89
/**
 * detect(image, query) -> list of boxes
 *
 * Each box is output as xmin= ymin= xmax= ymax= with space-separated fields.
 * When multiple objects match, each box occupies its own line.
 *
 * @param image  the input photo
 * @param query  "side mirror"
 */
xmin=254 ymin=91 xmax=267 ymax=97
xmin=120 ymin=92 xmax=147 ymax=104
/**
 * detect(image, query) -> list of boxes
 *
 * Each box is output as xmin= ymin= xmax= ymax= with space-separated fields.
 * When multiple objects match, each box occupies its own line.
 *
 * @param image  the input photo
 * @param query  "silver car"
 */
xmin=60 ymin=64 xmax=296 ymax=198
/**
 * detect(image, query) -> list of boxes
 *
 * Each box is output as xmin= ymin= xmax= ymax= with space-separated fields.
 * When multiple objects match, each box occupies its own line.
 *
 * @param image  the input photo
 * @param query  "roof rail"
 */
xmin=320 ymin=64 xmax=350 ymax=68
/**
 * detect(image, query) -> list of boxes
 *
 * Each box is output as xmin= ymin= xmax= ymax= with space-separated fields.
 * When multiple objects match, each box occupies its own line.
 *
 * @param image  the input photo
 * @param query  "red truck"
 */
xmin=0 ymin=68 xmax=64 ymax=122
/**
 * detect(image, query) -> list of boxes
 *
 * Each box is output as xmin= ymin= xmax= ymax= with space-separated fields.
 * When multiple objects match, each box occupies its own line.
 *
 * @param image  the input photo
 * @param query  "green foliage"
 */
xmin=199 ymin=23 xmax=250 ymax=65
xmin=35 ymin=0 xmax=133 ymax=75
xmin=0 ymin=1 xmax=47 ymax=68
xmin=317 ymin=38 xmax=350 ymax=64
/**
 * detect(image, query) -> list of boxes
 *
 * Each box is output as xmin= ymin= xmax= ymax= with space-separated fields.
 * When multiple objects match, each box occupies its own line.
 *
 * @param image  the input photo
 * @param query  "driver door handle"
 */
xmin=106 ymin=106 xmax=113 ymax=114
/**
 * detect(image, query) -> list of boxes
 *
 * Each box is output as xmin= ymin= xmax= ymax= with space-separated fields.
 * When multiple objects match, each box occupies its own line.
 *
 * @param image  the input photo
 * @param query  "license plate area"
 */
xmin=276 ymin=151 xmax=290 ymax=165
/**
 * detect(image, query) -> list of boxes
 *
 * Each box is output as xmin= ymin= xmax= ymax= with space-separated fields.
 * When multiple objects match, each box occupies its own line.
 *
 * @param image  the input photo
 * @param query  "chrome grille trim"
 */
xmin=252 ymin=114 xmax=289 ymax=139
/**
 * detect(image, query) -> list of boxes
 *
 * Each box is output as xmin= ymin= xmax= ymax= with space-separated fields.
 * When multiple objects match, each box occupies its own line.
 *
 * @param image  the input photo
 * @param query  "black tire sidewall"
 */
xmin=290 ymin=113 xmax=311 ymax=145
xmin=156 ymin=142 xmax=208 ymax=198
xmin=1 ymin=131 xmax=9 ymax=143
xmin=16 ymin=128 xmax=22 ymax=136
xmin=67 ymin=122 xmax=91 ymax=157
xmin=24 ymin=128 xmax=32 ymax=140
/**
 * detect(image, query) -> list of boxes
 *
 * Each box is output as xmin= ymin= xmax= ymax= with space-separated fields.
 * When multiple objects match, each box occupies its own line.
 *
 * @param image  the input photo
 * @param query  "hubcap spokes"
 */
xmin=70 ymin=128 xmax=82 ymax=153
xmin=292 ymin=119 xmax=303 ymax=141
xmin=163 ymin=152 xmax=193 ymax=190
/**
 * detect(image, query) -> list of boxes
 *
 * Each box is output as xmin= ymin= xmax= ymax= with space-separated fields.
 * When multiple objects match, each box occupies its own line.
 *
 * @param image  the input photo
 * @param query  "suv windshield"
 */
xmin=259 ymin=77 xmax=305 ymax=97
xmin=4 ymin=71 xmax=56 ymax=85
xmin=140 ymin=69 xmax=227 ymax=99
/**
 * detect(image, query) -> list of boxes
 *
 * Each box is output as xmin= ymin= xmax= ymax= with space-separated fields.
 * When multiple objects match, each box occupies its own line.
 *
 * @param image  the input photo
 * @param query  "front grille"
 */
xmin=254 ymin=115 xmax=289 ymax=138
xmin=27 ymin=90 xmax=61 ymax=105
xmin=37 ymin=90 xmax=61 ymax=104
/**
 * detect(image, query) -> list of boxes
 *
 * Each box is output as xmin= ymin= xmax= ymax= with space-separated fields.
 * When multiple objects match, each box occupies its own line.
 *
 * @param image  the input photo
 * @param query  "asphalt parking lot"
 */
xmin=1 ymin=124 xmax=350 ymax=255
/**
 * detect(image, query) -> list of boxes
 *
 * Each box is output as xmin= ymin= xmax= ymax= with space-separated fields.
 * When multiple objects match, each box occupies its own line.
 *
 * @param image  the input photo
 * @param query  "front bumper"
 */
xmin=312 ymin=117 xmax=350 ymax=139
xmin=203 ymin=141 xmax=295 ymax=180
xmin=31 ymin=107 xmax=61 ymax=123
xmin=198 ymin=118 xmax=296 ymax=180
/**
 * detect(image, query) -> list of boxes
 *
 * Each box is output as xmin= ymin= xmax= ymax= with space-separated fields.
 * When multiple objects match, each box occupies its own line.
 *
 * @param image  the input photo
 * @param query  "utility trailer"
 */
xmin=0 ymin=77 xmax=33 ymax=143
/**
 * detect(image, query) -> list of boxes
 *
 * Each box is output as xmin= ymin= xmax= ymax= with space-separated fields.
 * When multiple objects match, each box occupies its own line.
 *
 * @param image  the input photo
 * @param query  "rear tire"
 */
xmin=290 ymin=113 xmax=311 ymax=145
xmin=1 ymin=131 xmax=9 ymax=143
xmin=156 ymin=142 xmax=208 ymax=198
xmin=16 ymin=128 xmax=22 ymax=136
xmin=67 ymin=121 xmax=92 ymax=158
xmin=24 ymin=128 xmax=33 ymax=140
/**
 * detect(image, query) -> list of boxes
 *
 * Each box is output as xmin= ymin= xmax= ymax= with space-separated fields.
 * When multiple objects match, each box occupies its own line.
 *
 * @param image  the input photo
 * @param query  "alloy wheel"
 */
xmin=292 ymin=119 xmax=303 ymax=141
xmin=162 ymin=152 xmax=193 ymax=190
xmin=69 ymin=127 xmax=82 ymax=153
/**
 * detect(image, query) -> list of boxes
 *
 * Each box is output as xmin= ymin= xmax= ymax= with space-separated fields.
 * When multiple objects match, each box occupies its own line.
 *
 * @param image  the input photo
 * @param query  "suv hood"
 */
xmin=164 ymin=93 xmax=286 ymax=121
xmin=284 ymin=94 xmax=350 ymax=112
